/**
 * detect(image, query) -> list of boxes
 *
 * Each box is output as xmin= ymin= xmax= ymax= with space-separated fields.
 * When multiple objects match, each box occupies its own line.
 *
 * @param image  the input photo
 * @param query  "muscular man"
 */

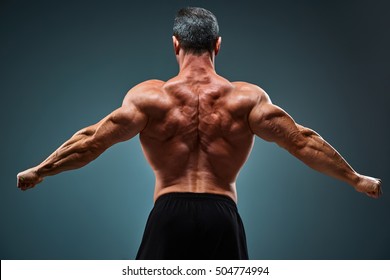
xmin=17 ymin=7 xmax=382 ymax=259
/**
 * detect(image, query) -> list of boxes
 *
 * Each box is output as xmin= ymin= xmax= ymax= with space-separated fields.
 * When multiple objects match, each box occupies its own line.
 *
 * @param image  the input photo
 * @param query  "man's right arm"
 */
xmin=16 ymin=80 xmax=157 ymax=191
xmin=248 ymin=85 xmax=382 ymax=198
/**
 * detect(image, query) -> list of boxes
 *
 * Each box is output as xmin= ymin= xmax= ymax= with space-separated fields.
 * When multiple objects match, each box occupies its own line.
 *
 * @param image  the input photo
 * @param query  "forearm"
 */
xmin=288 ymin=127 xmax=359 ymax=187
xmin=35 ymin=127 xmax=103 ymax=178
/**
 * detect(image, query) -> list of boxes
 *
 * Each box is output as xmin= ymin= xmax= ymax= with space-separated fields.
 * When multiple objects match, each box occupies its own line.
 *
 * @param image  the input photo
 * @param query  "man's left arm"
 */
xmin=248 ymin=86 xmax=382 ymax=198
xmin=17 ymin=91 xmax=147 ymax=191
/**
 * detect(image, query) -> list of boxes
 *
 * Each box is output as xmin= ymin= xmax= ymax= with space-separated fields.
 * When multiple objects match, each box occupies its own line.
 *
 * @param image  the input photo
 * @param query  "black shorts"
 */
xmin=136 ymin=192 xmax=248 ymax=260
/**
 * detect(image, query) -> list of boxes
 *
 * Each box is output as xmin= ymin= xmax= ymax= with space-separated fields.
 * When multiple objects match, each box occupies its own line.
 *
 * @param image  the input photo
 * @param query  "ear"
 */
xmin=215 ymin=37 xmax=222 ymax=56
xmin=172 ymin=36 xmax=180 ymax=55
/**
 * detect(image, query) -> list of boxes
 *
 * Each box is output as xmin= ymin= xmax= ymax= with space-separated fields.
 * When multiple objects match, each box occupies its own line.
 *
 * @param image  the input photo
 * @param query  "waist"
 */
xmin=155 ymin=192 xmax=237 ymax=208
xmin=154 ymin=171 xmax=238 ymax=199
xmin=154 ymin=181 xmax=237 ymax=203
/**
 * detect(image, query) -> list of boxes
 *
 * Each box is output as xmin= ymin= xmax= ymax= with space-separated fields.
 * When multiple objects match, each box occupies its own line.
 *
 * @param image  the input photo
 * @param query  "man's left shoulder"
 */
xmin=231 ymin=81 xmax=266 ymax=96
xmin=229 ymin=81 xmax=270 ymax=108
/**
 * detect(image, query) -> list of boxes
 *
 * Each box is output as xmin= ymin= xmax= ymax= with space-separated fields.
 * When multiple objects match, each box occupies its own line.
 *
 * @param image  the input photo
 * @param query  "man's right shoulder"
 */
xmin=128 ymin=79 xmax=166 ymax=95
xmin=123 ymin=79 xmax=166 ymax=102
xmin=122 ymin=79 xmax=169 ymax=114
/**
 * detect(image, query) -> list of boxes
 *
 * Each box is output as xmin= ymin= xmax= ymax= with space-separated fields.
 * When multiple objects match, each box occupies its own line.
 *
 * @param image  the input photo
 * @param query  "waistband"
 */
xmin=155 ymin=192 xmax=237 ymax=208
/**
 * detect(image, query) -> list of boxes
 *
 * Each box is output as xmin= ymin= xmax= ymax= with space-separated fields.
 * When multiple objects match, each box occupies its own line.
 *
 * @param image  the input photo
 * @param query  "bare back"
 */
xmin=137 ymin=75 xmax=257 ymax=201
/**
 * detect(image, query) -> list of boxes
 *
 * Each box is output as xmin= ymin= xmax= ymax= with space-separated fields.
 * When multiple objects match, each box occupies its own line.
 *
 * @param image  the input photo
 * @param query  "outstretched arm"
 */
xmin=248 ymin=87 xmax=382 ymax=198
xmin=17 ymin=89 xmax=147 ymax=191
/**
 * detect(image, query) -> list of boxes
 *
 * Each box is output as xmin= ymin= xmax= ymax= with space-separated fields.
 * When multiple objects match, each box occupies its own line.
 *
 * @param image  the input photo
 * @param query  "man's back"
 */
xmin=136 ymin=71 xmax=258 ymax=202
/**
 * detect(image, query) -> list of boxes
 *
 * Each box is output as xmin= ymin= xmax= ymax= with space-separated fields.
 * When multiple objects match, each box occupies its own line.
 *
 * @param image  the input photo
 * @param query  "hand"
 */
xmin=17 ymin=167 xmax=44 ymax=191
xmin=354 ymin=175 xmax=382 ymax=198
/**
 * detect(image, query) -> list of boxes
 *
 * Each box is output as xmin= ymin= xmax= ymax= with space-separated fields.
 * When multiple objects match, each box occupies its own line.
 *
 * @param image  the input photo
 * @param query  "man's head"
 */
xmin=173 ymin=7 xmax=220 ymax=55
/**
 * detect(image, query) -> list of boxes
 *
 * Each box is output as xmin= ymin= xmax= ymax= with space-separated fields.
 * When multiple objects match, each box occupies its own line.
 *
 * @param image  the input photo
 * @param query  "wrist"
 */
xmin=350 ymin=172 xmax=361 ymax=188
xmin=35 ymin=165 xmax=45 ymax=178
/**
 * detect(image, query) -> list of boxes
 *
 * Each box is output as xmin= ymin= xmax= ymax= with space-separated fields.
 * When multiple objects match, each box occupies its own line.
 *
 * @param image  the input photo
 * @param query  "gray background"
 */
xmin=1 ymin=0 xmax=389 ymax=259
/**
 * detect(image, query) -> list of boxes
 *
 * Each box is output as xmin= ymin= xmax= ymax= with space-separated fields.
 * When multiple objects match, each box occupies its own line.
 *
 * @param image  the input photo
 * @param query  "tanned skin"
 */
xmin=17 ymin=36 xmax=382 ymax=200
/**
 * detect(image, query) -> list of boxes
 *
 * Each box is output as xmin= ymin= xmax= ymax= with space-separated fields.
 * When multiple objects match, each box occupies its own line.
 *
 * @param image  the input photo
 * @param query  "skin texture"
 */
xmin=17 ymin=36 xmax=382 ymax=200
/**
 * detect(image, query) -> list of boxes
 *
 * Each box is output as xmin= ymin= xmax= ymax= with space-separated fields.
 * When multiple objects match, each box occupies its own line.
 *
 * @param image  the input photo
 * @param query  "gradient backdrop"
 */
xmin=1 ymin=0 xmax=389 ymax=259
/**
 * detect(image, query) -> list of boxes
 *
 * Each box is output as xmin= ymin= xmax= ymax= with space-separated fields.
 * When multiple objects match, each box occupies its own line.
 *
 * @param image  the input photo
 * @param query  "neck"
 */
xmin=177 ymin=51 xmax=216 ymax=76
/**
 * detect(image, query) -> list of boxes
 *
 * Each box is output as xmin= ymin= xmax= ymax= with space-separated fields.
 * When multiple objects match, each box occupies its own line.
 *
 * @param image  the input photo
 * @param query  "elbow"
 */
xmin=82 ymin=138 xmax=99 ymax=156
xmin=300 ymin=126 xmax=319 ymax=139
xmin=75 ymin=126 xmax=102 ymax=153
xmin=74 ymin=127 xmax=95 ymax=137
xmin=283 ymin=126 xmax=315 ymax=156
xmin=72 ymin=140 xmax=102 ymax=165
xmin=290 ymin=128 xmax=324 ymax=160
xmin=84 ymin=135 xmax=107 ymax=157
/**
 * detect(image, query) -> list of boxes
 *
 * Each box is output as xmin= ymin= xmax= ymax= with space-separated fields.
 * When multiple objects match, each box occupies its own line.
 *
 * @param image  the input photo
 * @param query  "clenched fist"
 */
xmin=17 ymin=168 xmax=43 ymax=191
xmin=354 ymin=175 xmax=382 ymax=198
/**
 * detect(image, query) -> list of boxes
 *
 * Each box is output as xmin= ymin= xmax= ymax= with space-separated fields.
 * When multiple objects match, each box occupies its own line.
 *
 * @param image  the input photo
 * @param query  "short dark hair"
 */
xmin=173 ymin=7 xmax=219 ymax=55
